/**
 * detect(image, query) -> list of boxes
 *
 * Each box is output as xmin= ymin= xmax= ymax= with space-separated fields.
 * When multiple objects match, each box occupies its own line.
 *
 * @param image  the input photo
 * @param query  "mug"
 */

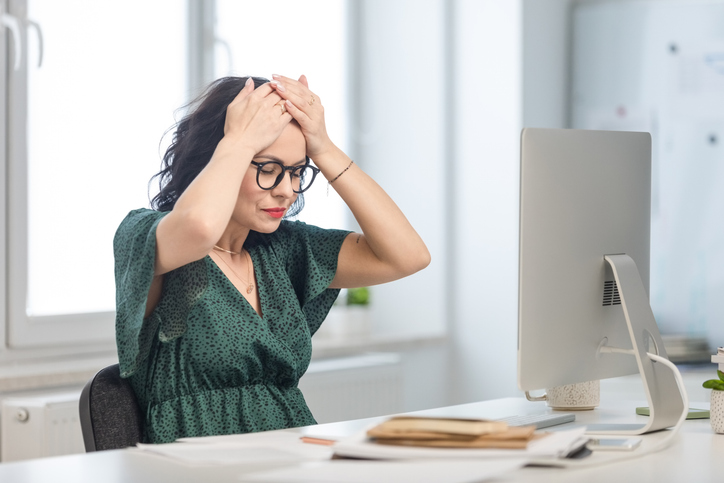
xmin=525 ymin=380 xmax=600 ymax=410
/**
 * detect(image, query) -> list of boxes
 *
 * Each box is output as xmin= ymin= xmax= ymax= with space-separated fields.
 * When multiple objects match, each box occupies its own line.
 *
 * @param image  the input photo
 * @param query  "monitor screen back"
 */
xmin=518 ymin=128 xmax=651 ymax=391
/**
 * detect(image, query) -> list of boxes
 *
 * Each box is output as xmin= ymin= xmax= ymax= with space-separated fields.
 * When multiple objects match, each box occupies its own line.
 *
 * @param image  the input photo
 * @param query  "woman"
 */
xmin=114 ymin=75 xmax=430 ymax=444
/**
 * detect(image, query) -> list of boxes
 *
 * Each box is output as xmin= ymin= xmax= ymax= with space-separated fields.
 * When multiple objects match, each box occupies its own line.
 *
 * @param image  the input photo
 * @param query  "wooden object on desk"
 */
xmin=367 ymin=416 xmax=539 ymax=449
xmin=367 ymin=416 xmax=508 ymax=437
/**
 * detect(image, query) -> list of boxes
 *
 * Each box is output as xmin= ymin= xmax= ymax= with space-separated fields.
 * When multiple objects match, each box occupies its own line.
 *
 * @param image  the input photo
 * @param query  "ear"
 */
xmin=298 ymin=74 xmax=309 ymax=88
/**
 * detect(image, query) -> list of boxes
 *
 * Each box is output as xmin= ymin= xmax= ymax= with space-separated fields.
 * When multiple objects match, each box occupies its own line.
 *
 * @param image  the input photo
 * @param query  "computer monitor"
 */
xmin=517 ymin=128 xmax=686 ymax=434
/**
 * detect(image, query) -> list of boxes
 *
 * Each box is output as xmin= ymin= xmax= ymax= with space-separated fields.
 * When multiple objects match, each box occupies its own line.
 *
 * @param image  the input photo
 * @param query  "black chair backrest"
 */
xmin=78 ymin=364 xmax=144 ymax=452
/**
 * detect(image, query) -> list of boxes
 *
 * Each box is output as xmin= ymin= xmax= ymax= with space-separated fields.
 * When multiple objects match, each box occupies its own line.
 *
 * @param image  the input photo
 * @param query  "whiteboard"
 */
xmin=572 ymin=1 xmax=724 ymax=347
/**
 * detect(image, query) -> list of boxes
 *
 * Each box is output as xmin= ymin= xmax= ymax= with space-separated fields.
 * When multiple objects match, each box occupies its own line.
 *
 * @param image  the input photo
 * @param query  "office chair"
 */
xmin=78 ymin=363 xmax=144 ymax=452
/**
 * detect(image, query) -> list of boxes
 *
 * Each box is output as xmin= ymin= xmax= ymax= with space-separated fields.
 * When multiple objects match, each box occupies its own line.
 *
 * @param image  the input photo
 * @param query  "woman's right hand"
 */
xmin=223 ymin=78 xmax=292 ymax=154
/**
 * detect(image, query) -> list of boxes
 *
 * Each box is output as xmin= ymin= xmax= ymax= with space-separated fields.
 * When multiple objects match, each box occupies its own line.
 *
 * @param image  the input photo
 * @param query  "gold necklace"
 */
xmin=214 ymin=245 xmax=242 ymax=256
xmin=213 ymin=248 xmax=255 ymax=294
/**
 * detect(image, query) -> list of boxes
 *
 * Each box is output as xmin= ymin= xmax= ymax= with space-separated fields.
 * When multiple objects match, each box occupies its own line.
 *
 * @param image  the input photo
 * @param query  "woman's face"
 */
xmin=232 ymin=122 xmax=307 ymax=233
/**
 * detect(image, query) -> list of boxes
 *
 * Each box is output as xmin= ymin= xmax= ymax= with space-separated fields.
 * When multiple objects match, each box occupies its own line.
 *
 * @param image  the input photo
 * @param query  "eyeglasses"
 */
xmin=250 ymin=160 xmax=320 ymax=194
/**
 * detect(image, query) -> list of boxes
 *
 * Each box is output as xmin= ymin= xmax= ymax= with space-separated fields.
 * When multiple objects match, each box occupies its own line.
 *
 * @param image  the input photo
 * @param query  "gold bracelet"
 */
xmin=329 ymin=160 xmax=354 ymax=184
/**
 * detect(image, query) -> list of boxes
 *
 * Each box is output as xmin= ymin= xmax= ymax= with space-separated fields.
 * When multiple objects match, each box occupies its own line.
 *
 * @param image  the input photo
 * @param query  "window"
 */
xmin=2 ymin=0 xmax=348 ymax=358
xmin=4 ymin=0 xmax=187 ymax=352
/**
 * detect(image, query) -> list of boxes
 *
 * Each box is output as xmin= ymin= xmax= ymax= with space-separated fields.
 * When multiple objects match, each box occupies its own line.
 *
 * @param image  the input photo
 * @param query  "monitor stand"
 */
xmin=586 ymin=254 xmax=687 ymax=435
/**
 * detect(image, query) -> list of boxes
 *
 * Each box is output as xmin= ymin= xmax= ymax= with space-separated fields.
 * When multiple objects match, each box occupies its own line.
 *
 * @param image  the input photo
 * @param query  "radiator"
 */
xmin=300 ymin=353 xmax=404 ymax=424
xmin=1 ymin=391 xmax=85 ymax=462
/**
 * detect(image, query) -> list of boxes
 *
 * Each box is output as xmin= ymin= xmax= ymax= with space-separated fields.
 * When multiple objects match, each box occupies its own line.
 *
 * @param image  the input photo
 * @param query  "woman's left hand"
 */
xmin=269 ymin=74 xmax=335 ymax=159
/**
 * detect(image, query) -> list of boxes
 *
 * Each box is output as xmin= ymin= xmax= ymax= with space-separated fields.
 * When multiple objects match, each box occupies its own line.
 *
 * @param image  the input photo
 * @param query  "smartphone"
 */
xmin=586 ymin=438 xmax=642 ymax=451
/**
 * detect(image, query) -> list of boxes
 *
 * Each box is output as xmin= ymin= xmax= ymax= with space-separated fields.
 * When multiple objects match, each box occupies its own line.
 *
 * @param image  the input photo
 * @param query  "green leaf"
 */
xmin=703 ymin=379 xmax=724 ymax=391
xmin=718 ymin=369 xmax=724 ymax=382
xmin=347 ymin=287 xmax=370 ymax=306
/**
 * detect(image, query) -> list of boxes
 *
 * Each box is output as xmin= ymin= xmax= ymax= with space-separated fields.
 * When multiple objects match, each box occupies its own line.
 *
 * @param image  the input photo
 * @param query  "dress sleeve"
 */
xmin=113 ymin=209 xmax=167 ymax=378
xmin=274 ymin=221 xmax=351 ymax=335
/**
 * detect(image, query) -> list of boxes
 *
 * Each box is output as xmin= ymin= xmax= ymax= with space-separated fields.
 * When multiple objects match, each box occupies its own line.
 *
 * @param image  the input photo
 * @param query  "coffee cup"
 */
xmin=525 ymin=380 xmax=600 ymax=410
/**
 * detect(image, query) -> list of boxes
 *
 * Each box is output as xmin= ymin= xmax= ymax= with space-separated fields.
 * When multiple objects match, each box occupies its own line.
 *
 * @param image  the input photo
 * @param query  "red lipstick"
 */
xmin=263 ymin=208 xmax=286 ymax=219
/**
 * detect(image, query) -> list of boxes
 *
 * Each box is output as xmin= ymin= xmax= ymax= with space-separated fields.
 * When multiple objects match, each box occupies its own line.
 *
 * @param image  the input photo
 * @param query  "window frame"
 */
xmin=6 ymin=32 xmax=116 ymax=347
xmin=1 ymin=0 xmax=10 ymax=359
xmin=1 ymin=0 xmax=213 ymax=358
xmin=5 ymin=0 xmax=106 ymax=353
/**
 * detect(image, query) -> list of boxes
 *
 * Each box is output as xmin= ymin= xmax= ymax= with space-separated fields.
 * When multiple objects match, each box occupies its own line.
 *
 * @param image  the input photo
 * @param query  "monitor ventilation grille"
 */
xmin=602 ymin=280 xmax=621 ymax=306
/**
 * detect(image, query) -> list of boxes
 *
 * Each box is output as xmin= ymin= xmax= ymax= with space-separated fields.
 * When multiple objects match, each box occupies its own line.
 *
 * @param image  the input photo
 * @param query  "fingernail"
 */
xmin=272 ymin=81 xmax=285 ymax=92
xmin=272 ymin=74 xmax=281 ymax=79
xmin=245 ymin=77 xmax=253 ymax=87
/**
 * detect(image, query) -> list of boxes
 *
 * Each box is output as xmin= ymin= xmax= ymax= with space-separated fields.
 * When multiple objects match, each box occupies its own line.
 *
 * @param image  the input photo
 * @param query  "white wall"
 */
xmin=523 ymin=0 xmax=572 ymax=129
xmin=347 ymin=0 xmax=451 ymax=411
xmin=351 ymin=0 xmax=526 ymax=408
xmin=349 ymin=0 xmax=448 ymax=340
xmin=447 ymin=0 xmax=523 ymax=404
xmin=519 ymin=0 xmax=711 ymax=131
xmin=347 ymin=0 xmax=718 ymax=411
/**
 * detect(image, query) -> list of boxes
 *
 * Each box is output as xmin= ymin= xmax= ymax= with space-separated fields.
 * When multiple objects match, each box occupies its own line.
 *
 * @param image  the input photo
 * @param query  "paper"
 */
xmin=177 ymin=429 xmax=301 ymax=445
xmin=135 ymin=432 xmax=332 ymax=466
xmin=240 ymin=458 xmax=529 ymax=483
xmin=333 ymin=427 xmax=587 ymax=461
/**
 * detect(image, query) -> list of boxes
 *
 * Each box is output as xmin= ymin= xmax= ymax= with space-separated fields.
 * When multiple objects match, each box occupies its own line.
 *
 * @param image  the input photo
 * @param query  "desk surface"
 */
xmin=0 ymin=397 xmax=720 ymax=483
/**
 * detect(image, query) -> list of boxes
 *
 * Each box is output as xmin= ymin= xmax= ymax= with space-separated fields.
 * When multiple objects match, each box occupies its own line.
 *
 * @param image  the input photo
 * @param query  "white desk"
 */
xmin=0 ymin=397 xmax=720 ymax=483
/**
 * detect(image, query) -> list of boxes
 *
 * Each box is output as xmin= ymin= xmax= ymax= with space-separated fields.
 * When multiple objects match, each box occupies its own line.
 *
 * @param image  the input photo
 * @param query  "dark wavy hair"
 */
xmin=150 ymin=76 xmax=306 ymax=218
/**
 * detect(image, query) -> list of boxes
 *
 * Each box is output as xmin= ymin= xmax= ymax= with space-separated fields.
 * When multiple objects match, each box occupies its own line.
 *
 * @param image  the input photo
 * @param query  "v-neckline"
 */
xmin=207 ymin=250 xmax=264 ymax=319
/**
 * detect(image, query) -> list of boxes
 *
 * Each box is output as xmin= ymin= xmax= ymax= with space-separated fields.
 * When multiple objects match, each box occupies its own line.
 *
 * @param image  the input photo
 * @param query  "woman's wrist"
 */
xmin=310 ymin=145 xmax=350 ymax=176
xmin=214 ymin=136 xmax=257 ymax=165
xmin=307 ymin=138 xmax=340 ymax=162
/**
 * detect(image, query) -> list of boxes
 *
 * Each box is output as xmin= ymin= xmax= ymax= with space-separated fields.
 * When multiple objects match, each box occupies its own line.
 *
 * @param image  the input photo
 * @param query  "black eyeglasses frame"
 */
xmin=250 ymin=158 xmax=320 ymax=194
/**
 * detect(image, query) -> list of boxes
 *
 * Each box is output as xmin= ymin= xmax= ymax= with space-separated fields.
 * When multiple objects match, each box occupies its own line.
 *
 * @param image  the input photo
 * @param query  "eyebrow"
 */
xmin=253 ymin=155 xmax=307 ymax=166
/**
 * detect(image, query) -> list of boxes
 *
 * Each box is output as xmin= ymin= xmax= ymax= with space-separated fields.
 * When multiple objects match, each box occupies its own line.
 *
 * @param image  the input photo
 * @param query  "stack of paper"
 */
xmin=366 ymin=416 xmax=539 ymax=449
xmin=334 ymin=425 xmax=588 ymax=462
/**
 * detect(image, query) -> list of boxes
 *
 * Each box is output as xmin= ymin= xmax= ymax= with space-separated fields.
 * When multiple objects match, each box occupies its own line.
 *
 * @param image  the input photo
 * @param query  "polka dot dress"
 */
xmin=114 ymin=209 xmax=350 ymax=444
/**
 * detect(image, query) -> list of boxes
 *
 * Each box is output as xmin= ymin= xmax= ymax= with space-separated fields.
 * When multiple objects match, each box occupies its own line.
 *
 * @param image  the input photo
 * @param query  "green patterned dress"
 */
xmin=114 ymin=208 xmax=350 ymax=444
